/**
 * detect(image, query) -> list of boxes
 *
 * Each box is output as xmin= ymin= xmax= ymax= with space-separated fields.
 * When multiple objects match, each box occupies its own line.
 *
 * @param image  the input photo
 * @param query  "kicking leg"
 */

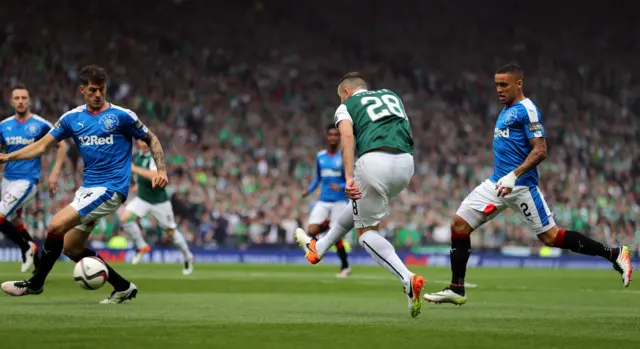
xmin=63 ymin=228 xmax=137 ymax=303
xmin=295 ymin=202 xmax=354 ymax=264
xmin=330 ymin=201 xmax=350 ymax=277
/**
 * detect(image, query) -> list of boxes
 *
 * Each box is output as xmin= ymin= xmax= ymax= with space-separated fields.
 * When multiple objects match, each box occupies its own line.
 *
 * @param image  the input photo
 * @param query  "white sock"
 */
xmin=122 ymin=221 xmax=148 ymax=250
xmin=316 ymin=202 xmax=355 ymax=256
xmin=359 ymin=231 xmax=412 ymax=286
xmin=317 ymin=224 xmax=349 ymax=256
xmin=171 ymin=229 xmax=192 ymax=259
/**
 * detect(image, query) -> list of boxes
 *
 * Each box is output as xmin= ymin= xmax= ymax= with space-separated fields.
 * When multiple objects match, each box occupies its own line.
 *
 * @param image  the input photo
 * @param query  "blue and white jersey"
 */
xmin=0 ymin=114 xmax=54 ymax=183
xmin=306 ymin=149 xmax=347 ymax=203
xmin=490 ymin=98 xmax=545 ymax=187
xmin=49 ymin=103 xmax=149 ymax=199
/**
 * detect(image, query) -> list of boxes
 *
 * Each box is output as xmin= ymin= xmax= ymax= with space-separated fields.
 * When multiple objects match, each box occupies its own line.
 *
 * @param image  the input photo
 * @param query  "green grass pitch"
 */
xmin=0 ymin=262 xmax=637 ymax=349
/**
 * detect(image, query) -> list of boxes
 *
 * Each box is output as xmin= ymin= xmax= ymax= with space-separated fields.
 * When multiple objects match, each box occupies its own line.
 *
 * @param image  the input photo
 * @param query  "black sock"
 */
xmin=450 ymin=231 xmax=471 ymax=293
xmin=0 ymin=219 xmax=30 ymax=251
xmin=69 ymin=248 xmax=131 ymax=291
xmin=29 ymin=233 xmax=64 ymax=287
xmin=335 ymin=240 xmax=349 ymax=270
xmin=553 ymin=229 xmax=619 ymax=261
xmin=18 ymin=226 xmax=34 ymax=243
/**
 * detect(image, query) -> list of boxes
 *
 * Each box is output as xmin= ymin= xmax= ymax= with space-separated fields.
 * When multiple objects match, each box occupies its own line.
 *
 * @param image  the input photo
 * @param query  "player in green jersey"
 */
xmin=295 ymin=72 xmax=425 ymax=317
xmin=119 ymin=139 xmax=194 ymax=275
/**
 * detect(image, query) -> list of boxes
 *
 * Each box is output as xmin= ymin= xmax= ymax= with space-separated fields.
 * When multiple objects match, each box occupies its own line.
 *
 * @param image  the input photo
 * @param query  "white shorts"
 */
xmin=0 ymin=179 xmax=37 ymax=219
xmin=456 ymin=179 xmax=556 ymax=235
xmin=353 ymin=152 xmax=414 ymax=228
xmin=70 ymin=187 xmax=124 ymax=233
xmin=125 ymin=197 xmax=177 ymax=229
xmin=308 ymin=201 xmax=348 ymax=226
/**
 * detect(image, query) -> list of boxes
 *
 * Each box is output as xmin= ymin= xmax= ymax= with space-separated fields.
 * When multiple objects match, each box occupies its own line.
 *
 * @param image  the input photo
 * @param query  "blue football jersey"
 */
xmin=490 ymin=98 xmax=545 ymax=187
xmin=0 ymin=115 xmax=54 ymax=183
xmin=49 ymin=104 xmax=149 ymax=199
xmin=306 ymin=149 xmax=347 ymax=203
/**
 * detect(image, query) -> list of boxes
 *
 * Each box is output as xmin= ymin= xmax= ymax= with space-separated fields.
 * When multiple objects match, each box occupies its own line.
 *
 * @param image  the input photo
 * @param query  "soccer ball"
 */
xmin=73 ymin=257 xmax=109 ymax=290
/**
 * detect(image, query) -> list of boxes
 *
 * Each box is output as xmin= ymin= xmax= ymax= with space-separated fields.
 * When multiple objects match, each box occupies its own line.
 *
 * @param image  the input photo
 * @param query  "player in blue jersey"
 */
xmin=299 ymin=125 xmax=350 ymax=277
xmin=0 ymin=65 xmax=168 ymax=303
xmin=424 ymin=63 xmax=633 ymax=305
xmin=0 ymin=86 xmax=68 ymax=273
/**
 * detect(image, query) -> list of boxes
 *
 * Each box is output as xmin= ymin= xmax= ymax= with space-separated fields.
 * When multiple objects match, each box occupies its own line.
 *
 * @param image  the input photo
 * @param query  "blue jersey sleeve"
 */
xmin=40 ymin=121 xmax=52 ymax=138
xmin=307 ymin=157 xmax=321 ymax=194
xmin=120 ymin=110 xmax=148 ymax=140
xmin=519 ymin=104 xmax=545 ymax=140
xmin=49 ymin=115 xmax=73 ymax=141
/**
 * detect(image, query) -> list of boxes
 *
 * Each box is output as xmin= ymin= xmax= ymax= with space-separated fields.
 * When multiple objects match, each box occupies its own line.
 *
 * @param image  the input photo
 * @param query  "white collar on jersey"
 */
xmin=352 ymin=89 xmax=368 ymax=96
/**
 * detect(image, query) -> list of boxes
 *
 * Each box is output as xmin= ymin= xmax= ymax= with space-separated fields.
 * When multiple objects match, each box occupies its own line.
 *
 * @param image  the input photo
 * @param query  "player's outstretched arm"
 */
xmin=303 ymin=158 xmax=321 ymax=198
xmin=47 ymin=140 xmax=69 ymax=194
xmin=140 ymin=131 xmax=168 ymax=189
xmin=0 ymin=133 xmax=57 ymax=163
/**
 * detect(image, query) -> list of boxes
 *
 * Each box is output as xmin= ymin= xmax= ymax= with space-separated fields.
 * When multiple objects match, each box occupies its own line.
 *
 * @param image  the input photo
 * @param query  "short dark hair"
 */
xmin=337 ymin=72 xmax=368 ymax=88
xmin=78 ymin=65 xmax=108 ymax=86
xmin=326 ymin=123 xmax=338 ymax=132
xmin=11 ymin=85 xmax=28 ymax=92
xmin=495 ymin=62 xmax=524 ymax=78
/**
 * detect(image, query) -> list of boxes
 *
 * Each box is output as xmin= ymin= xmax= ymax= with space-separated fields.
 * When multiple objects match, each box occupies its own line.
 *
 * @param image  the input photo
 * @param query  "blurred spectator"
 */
xmin=0 ymin=0 xmax=637 ymax=253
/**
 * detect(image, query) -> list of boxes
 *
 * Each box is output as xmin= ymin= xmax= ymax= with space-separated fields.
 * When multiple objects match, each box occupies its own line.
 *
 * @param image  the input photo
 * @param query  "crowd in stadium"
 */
xmin=0 ymin=0 xmax=638 ymax=252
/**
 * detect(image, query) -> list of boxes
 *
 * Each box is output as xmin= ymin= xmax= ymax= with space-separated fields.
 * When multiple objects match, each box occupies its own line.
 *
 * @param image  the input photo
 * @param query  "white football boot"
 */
xmin=424 ymin=287 xmax=467 ymax=305
xmin=100 ymin=283 xmax=138 ymax=304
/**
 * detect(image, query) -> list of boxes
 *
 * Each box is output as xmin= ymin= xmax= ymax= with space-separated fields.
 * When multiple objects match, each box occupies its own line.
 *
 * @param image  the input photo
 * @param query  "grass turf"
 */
xmin=0 ymin=262 xmax=637 ymax=349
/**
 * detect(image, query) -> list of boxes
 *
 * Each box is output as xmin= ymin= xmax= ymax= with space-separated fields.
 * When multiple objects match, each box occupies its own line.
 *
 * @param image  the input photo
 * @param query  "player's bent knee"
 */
xmin=48 ymin=206 xmax=82 ymax=235
xmin=451 ymin=215 xmax=473 ymax=234
xmin=537 ymin=226 xmax=559 ymax=246
xmin=165 ymin=228 xmax=175 ymax=238
xmin=356 ymin=225 xmax=379 ymax=238
xmin=47 ymin=220 xmax=69 ymax=236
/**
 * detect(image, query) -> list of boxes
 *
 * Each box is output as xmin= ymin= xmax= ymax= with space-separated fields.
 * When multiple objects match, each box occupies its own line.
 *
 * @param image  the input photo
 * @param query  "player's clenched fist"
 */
xmin=345 ymin=178 xmax=361 ymax=200
xmin=152 ymin=171 xmax=169 ymax=189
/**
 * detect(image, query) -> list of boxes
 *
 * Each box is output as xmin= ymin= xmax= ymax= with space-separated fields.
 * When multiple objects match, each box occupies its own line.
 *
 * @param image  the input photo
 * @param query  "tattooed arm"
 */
xmin=140 ymin=131 xmax=168 ymax=188
xmin=141 ymin=131 xmax=166 ymax=171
